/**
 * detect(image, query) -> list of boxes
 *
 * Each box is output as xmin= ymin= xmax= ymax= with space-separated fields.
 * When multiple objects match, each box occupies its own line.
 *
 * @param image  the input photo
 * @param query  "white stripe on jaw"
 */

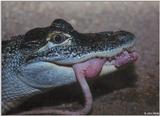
xmin=37 ymin=38 xmax=72 ymax=53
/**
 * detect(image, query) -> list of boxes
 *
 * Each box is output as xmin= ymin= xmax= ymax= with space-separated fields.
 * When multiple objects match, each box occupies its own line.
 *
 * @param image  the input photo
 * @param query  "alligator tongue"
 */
xmin=73 ymin=58 xmax=106 ymax=79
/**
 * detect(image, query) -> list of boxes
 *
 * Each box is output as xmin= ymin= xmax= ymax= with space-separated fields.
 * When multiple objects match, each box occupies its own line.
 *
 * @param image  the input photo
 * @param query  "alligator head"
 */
xmin=2 ymin=19 xmax=138 ymax=114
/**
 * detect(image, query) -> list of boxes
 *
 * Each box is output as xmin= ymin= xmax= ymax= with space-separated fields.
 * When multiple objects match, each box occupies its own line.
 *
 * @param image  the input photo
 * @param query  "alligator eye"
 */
xmin=51 ymin=34 xmax=65 ymax=44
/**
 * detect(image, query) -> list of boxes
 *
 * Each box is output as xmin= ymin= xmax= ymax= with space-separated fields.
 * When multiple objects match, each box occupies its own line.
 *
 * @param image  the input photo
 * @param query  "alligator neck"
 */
xmin=2 ymin=50 xmax=41 ymax=114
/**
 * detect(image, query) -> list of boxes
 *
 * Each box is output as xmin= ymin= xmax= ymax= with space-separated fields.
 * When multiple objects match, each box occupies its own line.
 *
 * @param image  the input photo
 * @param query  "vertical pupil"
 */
xmin=55 ymin=35 xmax=62 ymax=42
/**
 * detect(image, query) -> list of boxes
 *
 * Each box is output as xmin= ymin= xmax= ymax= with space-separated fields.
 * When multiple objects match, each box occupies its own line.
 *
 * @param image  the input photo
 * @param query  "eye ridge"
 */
xmin=52 ymin=34 xmax=65 ymax=44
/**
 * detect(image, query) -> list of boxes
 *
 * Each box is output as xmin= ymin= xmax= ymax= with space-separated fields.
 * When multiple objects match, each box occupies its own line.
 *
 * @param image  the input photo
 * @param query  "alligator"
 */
xmin=2 ymin=19 xmax=138 ymax=115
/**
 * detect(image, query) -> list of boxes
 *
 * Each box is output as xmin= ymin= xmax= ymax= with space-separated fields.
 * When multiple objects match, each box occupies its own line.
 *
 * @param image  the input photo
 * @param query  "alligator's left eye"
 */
xmin=51 ymin=34 xmax=65 ymax=44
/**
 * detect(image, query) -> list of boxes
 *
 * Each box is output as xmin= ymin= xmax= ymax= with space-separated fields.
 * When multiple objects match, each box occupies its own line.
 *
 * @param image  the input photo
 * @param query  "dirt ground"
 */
xmin=2 ymin=1 xmax=159 ymax=115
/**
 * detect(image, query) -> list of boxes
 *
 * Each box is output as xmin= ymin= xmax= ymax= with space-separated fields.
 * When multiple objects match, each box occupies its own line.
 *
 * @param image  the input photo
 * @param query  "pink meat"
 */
xmin=73 ymin=58 xmax=106 ymax=79
xmin=114 ymin=51 xmax=138 ymax=67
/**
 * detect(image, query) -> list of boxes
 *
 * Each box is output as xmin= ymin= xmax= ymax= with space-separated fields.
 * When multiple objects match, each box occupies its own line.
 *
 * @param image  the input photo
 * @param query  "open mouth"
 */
xmin=26 ymin=48 xmax=138 ymax=80
xmin=26 ymin=45 xmax=138 ymax=81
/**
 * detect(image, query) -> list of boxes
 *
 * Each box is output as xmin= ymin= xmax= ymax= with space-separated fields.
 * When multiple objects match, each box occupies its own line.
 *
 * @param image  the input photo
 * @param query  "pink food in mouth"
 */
xmin=114 ymin=51 xmax=138 ymax=67
xmin=73 ymin=51 xmax=138 ymax=79
xmin=73 ymin=58 xmax=107 ymax=79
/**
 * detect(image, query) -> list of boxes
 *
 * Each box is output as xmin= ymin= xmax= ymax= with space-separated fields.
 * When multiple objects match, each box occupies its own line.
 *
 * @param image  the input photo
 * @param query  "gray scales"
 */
xmin=2 ymin=19 xmax=137 ymax=114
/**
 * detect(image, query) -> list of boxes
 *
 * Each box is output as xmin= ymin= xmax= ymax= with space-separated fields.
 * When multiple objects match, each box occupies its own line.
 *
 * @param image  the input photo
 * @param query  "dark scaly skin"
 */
xmin=2 ymin=19 xmax=136 ymax=114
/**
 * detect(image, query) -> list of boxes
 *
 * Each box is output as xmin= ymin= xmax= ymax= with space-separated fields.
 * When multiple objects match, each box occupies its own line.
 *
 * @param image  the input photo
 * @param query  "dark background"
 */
xmin=2 ymin=1 xmax=159 ymax=115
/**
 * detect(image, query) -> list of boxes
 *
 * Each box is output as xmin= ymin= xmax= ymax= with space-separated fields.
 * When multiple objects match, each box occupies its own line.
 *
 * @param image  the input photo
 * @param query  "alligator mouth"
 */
xmin=26 ymin=47 xmax=138 ymax=77
xmin=21 ymin=46 xmax=138 ymax=115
